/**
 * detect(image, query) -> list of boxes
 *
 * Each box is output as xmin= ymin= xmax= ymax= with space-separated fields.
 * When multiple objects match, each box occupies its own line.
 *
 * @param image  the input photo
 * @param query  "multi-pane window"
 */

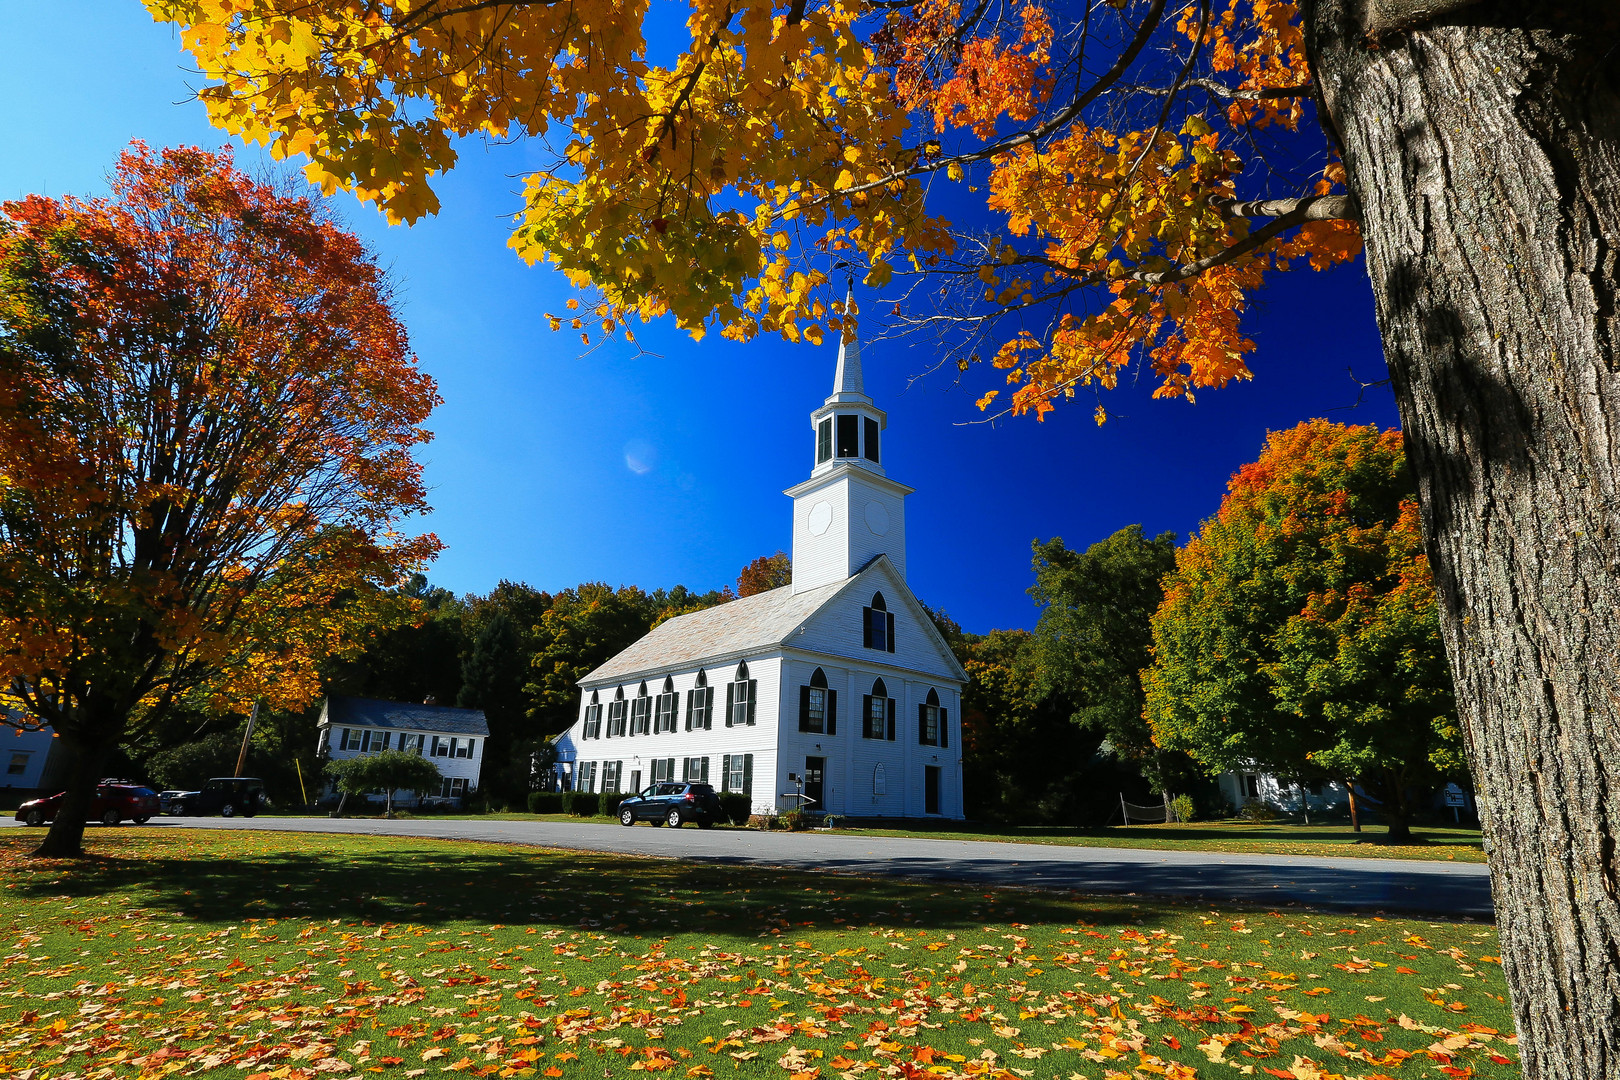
xmin=682 ymin=756 xmax=710 ymax=783
xmin=799 ymin=667 xmax=834 ymax=734
xmin=722 ymin=753 xmax=753 ymax=795
xmin=577 ymin=761 xmax=597 ymax=793
xmin=651 ymin=757 xmax=676 ymax=783
xmin=655 ymin=678 xmax=679 ymax=733
xmin=601 ymin=761 xmax=623 ymax=793
xmin=918 ymin=689 xmax=948 ymax=747
xmin=7 ymin=752 xmax=28 ymax=776
xmin=863 ymin=678 xmax=895 ymax=740
xmin=430 ymin=735 xmax=449 ymax=757
xmin=607 ymin=695 xmax=628 ymax=738
xmin=455 ymin=738 xmax=475 ymax=759
xmin=342 ymin=728 xmax=390 ymax=752
xmin=399 ymin=733 xmax=426 ymax=754
xmin=817 ymin=418 xmax=833 ymax=464
xmin=727 ymin=663 xmax=755 ymax=727
xmin=439 ymin=776 xmax=468 ymax=798
xmin=631 ymin=687 xmax=652 ymax=736
xmin=584 ymin=696 xmax=603 ymax=739
xmin=687 ymin=671 xmax=713 ymax=730
xmin=863 ymin=593 xmax=895 ymax=653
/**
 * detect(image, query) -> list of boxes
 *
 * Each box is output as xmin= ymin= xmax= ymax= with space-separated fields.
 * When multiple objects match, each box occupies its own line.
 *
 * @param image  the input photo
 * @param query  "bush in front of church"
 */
xmin=718 ymin=793 xmax=751 ymax=825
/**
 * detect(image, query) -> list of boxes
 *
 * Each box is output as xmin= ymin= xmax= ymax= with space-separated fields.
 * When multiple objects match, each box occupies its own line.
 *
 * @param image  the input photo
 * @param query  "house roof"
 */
xmin=580 ymin=578 xmax=847 ymax=686
xmin=319 ymin=695 xmax=489 ymax=736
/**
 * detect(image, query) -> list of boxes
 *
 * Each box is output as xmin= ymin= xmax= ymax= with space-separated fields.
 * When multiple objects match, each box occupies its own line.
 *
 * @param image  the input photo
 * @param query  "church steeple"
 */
xmin=786 ymin=313 xmax=913 ymax=593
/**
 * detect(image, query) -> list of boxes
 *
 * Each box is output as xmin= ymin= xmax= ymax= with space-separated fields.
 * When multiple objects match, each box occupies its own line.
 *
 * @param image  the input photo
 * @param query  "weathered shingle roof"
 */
xmin=580 ymin=579 xmax=846 ymax=685
xmin=319 ymin=695 xmax=489 ymax=736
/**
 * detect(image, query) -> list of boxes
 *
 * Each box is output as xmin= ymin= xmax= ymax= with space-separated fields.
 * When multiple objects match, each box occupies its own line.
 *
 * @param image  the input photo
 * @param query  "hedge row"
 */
xmin=526 ymin=791 xmax=625 ymax=817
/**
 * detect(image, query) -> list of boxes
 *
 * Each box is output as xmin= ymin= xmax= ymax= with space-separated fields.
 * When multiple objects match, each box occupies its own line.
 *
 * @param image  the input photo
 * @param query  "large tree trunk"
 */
xmin=1307 ymin=3 xmax=1620 ymax=1076
xmin=36 ymin=733 xmax=112 ymax=858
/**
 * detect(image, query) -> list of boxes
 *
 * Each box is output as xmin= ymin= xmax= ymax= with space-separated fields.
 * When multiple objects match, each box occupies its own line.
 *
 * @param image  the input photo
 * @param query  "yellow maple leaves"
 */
xmin=148 ymin=0 xmax=1362 ymax=418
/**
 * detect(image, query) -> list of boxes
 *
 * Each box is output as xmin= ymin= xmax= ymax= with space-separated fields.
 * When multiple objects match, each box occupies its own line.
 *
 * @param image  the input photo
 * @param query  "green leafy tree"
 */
xmin=1030 ymin=527 xmax=1196 ymax=819
xmin=1144 ymin=421 xmax=1462 ymax=840
xmin=458 ymin=608 xmax=534 ymax=804
xmin=325 ymin=748 xmax=442 ymax=817
xmin=323 ymin=575 xmax=469 ymax=707
xmin=524 ymin=584 xmax=662 ymax=736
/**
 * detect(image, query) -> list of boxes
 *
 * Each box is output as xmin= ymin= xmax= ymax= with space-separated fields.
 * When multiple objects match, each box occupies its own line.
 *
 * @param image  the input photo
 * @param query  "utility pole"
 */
xmin=234 ymin=700 xmax=259 ymax=777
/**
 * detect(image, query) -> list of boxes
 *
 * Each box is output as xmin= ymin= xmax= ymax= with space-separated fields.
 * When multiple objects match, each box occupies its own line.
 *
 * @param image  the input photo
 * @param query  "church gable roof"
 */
xmin=793 ymin=557 xmax=968 ymax=683
xmin=579 ymin=578 xmax=846 ymax=686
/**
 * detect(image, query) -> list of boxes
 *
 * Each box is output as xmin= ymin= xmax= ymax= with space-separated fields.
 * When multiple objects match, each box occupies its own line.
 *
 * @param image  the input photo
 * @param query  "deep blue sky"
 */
xmin=0 ymin=4 xmax=1399 ymax=634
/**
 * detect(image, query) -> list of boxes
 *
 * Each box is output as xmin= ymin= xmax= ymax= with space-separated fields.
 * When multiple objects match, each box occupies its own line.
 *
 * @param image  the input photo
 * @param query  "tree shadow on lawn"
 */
xmin=887 ymin=821 xmax=1484 ymax=848
xmin=1 ymin=831 xmax=1193 ymax=936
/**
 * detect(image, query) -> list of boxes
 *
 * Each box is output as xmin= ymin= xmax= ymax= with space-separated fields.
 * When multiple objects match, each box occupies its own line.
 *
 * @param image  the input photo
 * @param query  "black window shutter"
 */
xmin=799 ymin=685 xmax=811 ymax=733
xmin=742 ymin=754 xmax=753 ymax=796
xmin=725 ymin=682 xmax=735 ymax=727
xmin=886 ymin=612 xmax=896 ymax=653
xmin=706 ymin=686 xmax=715 ymax=729
xmin=721 ymin=754 xmax=732 ymax=793
xmin=747 ymin=680 xmax=757 ymax=725
xmin=862 ymin=608 xmax=873 ymax=648
xmin=940 ymin=708 xmax=948 ymax=748
xmin=827 ymin=690 xmax=837 ymax=736
xmin=886 ymin=698 xmax=896 ymax=741
xmin=919 ymin=703 xmax=928 ymax=744
xmin=862 ymin=695 xmax=872 ymax=739
xmin=685 ymin=691 xmax=694 ymax=731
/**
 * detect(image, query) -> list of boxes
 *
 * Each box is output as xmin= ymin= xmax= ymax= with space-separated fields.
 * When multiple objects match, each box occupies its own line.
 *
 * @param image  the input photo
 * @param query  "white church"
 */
xmin=552 ymin=332 xmax=967 ymax=819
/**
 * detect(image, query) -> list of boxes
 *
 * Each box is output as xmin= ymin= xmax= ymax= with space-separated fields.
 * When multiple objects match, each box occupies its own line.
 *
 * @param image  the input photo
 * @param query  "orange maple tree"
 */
xmin=143 ymin=0 xmax=1358 ymax=421
xmin=0 ymin=144 xmax=441 ymax=856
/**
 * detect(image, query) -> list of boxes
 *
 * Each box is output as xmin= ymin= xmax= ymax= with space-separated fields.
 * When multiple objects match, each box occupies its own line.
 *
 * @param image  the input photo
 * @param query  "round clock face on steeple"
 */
xmin=808 ymin=501 xmax=833 ymax=536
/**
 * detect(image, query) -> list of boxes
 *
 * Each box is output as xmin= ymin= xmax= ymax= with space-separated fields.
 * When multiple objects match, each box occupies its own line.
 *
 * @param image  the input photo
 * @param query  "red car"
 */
xmin=15 ymin=780 xmax=161 ymax=826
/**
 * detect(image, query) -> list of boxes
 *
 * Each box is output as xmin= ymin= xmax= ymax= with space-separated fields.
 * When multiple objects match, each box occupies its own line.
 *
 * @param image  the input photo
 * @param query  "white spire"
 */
xmin=826 ymin=287 xmax=869 ymax=404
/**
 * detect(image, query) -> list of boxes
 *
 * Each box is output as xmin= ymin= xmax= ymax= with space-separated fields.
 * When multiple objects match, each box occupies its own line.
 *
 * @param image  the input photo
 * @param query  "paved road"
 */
xmin=4 ymin=815 xmax=1494 ymax=917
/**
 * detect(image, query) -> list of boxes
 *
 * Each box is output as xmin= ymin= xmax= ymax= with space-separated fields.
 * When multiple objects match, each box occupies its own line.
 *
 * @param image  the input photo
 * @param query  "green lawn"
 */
xmin=0 ymin=829 xmax=1516 ymax=1080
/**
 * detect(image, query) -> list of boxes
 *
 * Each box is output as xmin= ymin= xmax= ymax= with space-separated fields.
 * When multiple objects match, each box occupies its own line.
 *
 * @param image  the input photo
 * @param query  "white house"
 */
xmin=3 ymin=722 xmax=64 ymax=795
xmin=316 ymin=695 xmax=489 ymax=805
xmin=554 ymin=330 xmax=969 ymax=819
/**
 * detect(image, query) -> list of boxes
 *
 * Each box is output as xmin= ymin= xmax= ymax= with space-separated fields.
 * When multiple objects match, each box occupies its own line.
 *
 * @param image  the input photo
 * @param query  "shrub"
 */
xmin=718 ymin=792 xmax=751 ymax=826
xmin=781 ymin=808 xmax=807 ymax=832
xmin=563 ymin=791 xmax=600 ymax=817
xmin=1240 ymin=798 xmax=1281 ymax=822
xmin=1170 ymin=794 xmax=1197 ymax=823
xmin=527 ymin=791 xmax=564 ymax=814
xmin=748 ymin=814 xmax=781 ymax=830
xmin=599 ymin=793 xmax=623 ymax=817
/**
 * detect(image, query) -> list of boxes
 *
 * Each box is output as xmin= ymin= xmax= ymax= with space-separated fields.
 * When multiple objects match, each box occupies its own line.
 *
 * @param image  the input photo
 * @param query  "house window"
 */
xmin=651 ymin=757 xmax=676 ymax=783
xmin=863 ymin=677 xmax=895 ymax=740
xmin=863 ymin=592 xmax=895 ymax=652
xmin=655 ymin=677 xmax=679 ymax=733
xmin=864 ymin=417 xmax=880 ymax=463
xmin=836 ymin=414 xmax=859 ymax=457
xmin=631 ymin=684 xmax=652 ymax=736
xmin=400 ymin=733 xmax=425 ymax=754
xmin=456 ymin=738 xmax=475 ymax=759
xmin=918 ymin=688 xmax=947 ymax=747
xmin=584 ymin=692 xmax=603 ymax=739
xmin=607 ymin=689 xmax=628 ymax=737
xmin=439 ymin=776 xmax=468 ymax=799
xmin=340 ymin=728 xmax=358 ymax=751
xmin=686 ymin=670 xmax=712 ymax=730
xmin=727 ymin=662 xmax=755 ymax=727
xmin=602 ymin=761 xmax=623 ymax=793
xmin=683 ymin=756 xmax=710 ymax=783
xmin=722 ymin=753 xmax=753 ymax=796
xmin=1244 ymin=775 xmax=1261 ymax=799
xmin=7 ymin=752 xmax=28 ymax=775
xmin=799 ymin=667 xmax=835 ymax=734
xmin=430 ymin=735 xmax=450 ymax=757
xmin=816 ymin=418 xmax=832 ymax=464
xmin=577 ymin=761 xmax=597 ymax=793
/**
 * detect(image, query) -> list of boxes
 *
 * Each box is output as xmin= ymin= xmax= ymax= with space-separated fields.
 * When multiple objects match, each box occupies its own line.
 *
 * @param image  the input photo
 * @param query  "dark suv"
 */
xmin=15 ymin=781 xmax=161 ymax=826
xmin=617 ymin=782 xmax=722 ymax=828
xmin=169 ymin=777 xmax=265 ymax=817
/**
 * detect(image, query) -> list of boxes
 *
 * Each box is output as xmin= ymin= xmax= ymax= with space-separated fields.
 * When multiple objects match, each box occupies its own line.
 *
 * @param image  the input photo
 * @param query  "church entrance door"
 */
xmin=803 ymin=756 xmax=825 ymax=811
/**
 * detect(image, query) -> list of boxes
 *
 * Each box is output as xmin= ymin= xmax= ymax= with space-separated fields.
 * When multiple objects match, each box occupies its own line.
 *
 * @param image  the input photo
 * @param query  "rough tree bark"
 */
xmin=1307 ymin=2 xmax=1620 ymax=1075
xmin=36 ymin=721 xmax=116 ymax=858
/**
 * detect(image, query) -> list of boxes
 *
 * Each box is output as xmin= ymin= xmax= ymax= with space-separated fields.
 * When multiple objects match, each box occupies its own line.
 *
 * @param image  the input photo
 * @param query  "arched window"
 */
xmin=631 ymin=681 xmax=652 ymax=736
xmin=607 ymin=686 xmax=628 ymax=737
xmin=687 ymin=669 xmax=714 ymax=731
xmin=728 ymin=662 xmax=756 ymax=728
xmin=863 ymin=593 xmax=895 ymax=653
xmin=583 ymin=690 xmax=603 ymax=740
xmin=800 ymin=667 xmax=835 ymax=735
xmin=919 ymin=687 xmax=947 ymax=748
xmin=655 ymin=676 xmax=679 ymax=733
xmin=864 ymin=678 xmax=894 ymax=741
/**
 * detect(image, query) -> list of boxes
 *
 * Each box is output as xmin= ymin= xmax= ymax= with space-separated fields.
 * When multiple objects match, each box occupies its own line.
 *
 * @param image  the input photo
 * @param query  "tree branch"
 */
xmin=1214 ymin=194 xmax=1361 ymax=222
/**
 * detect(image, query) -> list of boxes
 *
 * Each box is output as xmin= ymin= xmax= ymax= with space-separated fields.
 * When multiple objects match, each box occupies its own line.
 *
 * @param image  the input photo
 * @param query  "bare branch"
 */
xmin=1214 ymin=194 xmax=1360 ymax=222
